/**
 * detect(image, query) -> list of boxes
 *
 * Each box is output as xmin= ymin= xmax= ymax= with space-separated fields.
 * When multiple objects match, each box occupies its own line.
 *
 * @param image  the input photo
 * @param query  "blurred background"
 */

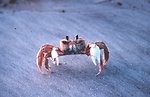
xmin=0 ymin=0 xmax=150 ymax=97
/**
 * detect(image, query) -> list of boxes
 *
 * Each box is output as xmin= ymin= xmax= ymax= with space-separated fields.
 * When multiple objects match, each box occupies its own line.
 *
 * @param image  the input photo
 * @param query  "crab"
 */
xmin=36 ymin=35 xmax=109 ymax=75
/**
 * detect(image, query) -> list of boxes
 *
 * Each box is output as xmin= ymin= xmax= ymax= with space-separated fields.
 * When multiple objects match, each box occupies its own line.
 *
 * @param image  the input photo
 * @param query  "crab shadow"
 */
xmin=50 ymin=62 xmax=119 ymax=81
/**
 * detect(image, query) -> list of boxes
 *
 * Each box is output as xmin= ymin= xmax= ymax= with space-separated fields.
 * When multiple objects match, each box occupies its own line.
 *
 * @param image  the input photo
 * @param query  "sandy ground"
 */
xmin=0 ymin=0 xmax=150 ymax=97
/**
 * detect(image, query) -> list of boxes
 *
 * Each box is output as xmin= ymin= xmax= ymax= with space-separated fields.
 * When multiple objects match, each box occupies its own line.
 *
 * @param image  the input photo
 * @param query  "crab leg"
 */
xmin=97 ymin=50 xmax=103 ymax=75
xmin=43 ymin=55 xmax=51 ymax=72
xmin=36 ymin=47 xmax=44 ymax=74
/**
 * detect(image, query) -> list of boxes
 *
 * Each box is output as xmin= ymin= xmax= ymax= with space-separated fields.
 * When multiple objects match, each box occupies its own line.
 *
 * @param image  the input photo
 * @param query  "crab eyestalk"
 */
xmin=59 ymin=37 xmax=71 ymax=53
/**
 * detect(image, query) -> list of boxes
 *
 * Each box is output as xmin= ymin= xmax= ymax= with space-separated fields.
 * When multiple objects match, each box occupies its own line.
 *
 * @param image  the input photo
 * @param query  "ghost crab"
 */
xmin=36 ymin=35 xmax=109 ymax=75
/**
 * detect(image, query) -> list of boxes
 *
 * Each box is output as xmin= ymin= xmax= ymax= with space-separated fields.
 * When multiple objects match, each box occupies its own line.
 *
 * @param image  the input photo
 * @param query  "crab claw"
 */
xmin=95 ymin=41 xmax=109 ymax=66
xmin=85 ymin=41 xmax=109 ymax=76
xmin=51 ymin=47 xmax=60 ymax=66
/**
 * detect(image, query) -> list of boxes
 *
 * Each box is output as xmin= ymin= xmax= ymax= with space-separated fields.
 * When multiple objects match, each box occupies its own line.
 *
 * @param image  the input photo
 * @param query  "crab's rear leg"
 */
xmin=97 ymin=49 xmax=104 ymax=76
xmin=37 ymin=48 xmax=44 ymax=74
xmin=44 ymin=57 xmax=51 ymax=72
xmin=44 ymin=53 xmax=52 ymax=73
xmin=97 ymin=52 xmax=103 ymax=76
xmin=37 ymin=56 xmax=43 ymax=74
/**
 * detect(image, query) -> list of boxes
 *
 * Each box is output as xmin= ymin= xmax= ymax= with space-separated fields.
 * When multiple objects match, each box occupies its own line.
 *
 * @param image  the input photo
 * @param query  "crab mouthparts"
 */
xmin=69 ymin=44 xmax=77 ymax=52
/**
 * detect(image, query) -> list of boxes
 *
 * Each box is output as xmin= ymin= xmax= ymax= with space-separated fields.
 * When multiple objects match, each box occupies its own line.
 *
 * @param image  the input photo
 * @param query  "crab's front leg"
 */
xmin=44 ymin=53 xmax=51 ymax=73
xmin=97 ymin=50 xmax=103 ymax=76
